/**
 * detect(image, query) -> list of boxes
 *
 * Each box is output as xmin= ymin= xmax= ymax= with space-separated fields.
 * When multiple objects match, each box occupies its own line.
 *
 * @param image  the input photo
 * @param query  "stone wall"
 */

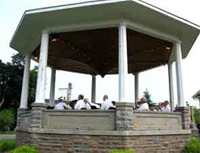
xmin=16 ymin=105 xmax=194 ymax=153
xmin=43 ymin=110 xmax=115 ymax=130
xmin=132 ymin=111 xmax=182 ymax=131
xmin=17 ymin=109 xmax=32 ymax=131
xmin=16 ymin=131 xmax=190 ymax=153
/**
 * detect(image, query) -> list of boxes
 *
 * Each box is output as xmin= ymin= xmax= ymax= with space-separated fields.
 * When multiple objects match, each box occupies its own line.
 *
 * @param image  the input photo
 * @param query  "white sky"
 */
xmin=0 ymin=0 xmax=200 ymax=108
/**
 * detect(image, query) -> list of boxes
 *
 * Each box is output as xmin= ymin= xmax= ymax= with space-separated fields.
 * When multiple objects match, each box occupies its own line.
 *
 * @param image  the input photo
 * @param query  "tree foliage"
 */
xmin=0 ymin=57 xmax=24 ymax=109
xmin=0 ymin=53 xmax=37 ymax=110
xmin=143 ymin=89 xmax=156 ymax=106
xmin=194 ymin=108 xmax=200 ymax=124
xmin=182 ymin=138 xmax=200 ymax=153
xmin=0 ymin=109 xmax=15 ymax=131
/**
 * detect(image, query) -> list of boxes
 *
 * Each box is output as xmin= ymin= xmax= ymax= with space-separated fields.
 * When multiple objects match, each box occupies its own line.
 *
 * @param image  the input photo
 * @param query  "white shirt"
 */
xmin=101 ymin=99 xmax=116 ymax=110
xmin=138 ymin=103 xmax=149 ymax=111
xmin=54 ymin=102 xmax=71 ymax=110
xmin=161 ymin=105 xmax=171 ymax=112
xmin=74 ymin=100 xmax=91 ymax=110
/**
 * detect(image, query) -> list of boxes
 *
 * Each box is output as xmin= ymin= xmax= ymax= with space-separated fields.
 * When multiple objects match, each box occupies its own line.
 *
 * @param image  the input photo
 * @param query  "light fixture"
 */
xmin=165 ymin=46 xmax=171 ymax=51
xmin=34 ymin=56 xmax=39 ymax=60
xmin=51 ymin=38 xmax=58 ymax=42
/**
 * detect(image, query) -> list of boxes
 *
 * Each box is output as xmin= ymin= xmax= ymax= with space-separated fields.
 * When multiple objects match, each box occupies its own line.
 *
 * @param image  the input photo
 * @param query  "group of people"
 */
xmin=137 ymin=97 xmax=171 ymax=112
xmin=54 ymin=95 xmax=171 ymax=112
xmin=54 ymin=94 xmax=116 ymax=110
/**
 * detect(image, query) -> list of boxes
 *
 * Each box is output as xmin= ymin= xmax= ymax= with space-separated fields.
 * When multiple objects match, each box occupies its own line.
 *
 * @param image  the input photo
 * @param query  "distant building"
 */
xmin=192 ymin=90 xmax=200 ymax=108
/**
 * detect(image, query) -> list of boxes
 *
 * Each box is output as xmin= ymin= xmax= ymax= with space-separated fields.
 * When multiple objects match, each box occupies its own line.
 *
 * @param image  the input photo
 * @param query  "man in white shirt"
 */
xmin=101 ymin=95 xmax=116 ymax=110
xmin=138 ymin=97 xmax=149 ymax=111
xmin=161 ymin=100 xmax=171 ymax=112
xmin=54 ymin=98 xmax=71 ymax=110
xmin=74 ymin=95 xmax=91 ymax=110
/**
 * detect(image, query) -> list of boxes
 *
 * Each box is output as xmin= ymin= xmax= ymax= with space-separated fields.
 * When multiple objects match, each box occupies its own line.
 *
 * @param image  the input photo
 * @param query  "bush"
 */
xmin=0 ymin=109 xmax=15 ymax=131
xmin=109 ymin=149 xmax=136 ymax=153
xmin=11 ymin=145 xmax=39 ymax=153
xmin=194 ymin=109 xmax=200 ymax=124
xmin=182 ymin=138 xmax=200 ymax=153
xmin=0 ymin=139 xmax=16 ymax=152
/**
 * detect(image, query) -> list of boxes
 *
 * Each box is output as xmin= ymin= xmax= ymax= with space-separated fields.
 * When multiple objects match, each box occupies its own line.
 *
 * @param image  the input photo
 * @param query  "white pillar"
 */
xmin=91 ymin=75 xmax=96 ymax=102
xmin=134 ymin=73 xmax=139 ymax=107
xmin=175 ymin=42 xmax=184 ymax=106
xmin=168 ymin=63 xmax=174 ymax=110
xmin=49 ymin=68 xmax=56 ymax=106
xmin=35 ymin=31 xmax=49 ymax=103
xmin=118 ymin=23 xmax=128 ymax=102
xmin=20 ymin=54 xmax=31 ymax=108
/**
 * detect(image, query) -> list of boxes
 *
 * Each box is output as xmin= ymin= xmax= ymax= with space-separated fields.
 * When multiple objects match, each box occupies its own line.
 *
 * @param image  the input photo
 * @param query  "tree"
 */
xmin=0 ymin=59 xmax=23 ymax=109
xmin=0 ymin=53 xmax=37 ymax=110
xmin=143 ymin=89 xmax=156 ymax=106
xmin=28 ymin=66 xmax=38 ymax=107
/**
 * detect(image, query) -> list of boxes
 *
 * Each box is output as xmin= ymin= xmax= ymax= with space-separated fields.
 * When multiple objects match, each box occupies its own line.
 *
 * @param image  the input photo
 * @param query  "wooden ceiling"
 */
xmin=33 ymin=27 xmax=173 ymax=76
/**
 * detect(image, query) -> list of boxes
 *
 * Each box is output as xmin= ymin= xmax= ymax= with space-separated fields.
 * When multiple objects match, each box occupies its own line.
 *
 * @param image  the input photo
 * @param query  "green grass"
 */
xmin=0 ymin=139 xmax=16 ymax=152
xmin=0 ymin=131 xmax=16 ymax=135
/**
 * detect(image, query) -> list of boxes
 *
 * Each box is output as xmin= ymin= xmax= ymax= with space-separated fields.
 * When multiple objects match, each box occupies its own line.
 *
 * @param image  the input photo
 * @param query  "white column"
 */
xmin=168 ymin=63 xmax=174 ymax=110
xmin=91 ymin=75 xmax=96 ymax=102
xmin=118 ymin=23 xmax=128 ymax=102
xmin=49 ymin=68 xmax=56 ymax=106
xmin=35 ymin=31 xmax=49 ymax=103
xmin=134 ymin=73 xmax=139 ymax=107
xmin=175 ymin=42 xmax=184 ymax=106
xmin=20 ymin=54 xmax=31 ymax=108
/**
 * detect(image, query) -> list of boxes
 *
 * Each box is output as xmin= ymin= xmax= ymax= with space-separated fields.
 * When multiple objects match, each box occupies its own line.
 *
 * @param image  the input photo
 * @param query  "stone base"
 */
xmin=17 ymin=131 xmax=190 ymax=153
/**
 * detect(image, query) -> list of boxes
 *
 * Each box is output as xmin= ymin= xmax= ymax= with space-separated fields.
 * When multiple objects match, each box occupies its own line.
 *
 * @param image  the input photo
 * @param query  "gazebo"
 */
xmin=10 ymin=0 xmax=200 ymax=152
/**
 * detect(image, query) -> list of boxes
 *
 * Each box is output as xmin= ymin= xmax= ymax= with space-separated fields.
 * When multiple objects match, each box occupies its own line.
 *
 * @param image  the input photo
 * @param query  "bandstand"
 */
xmin=10 ymin=0 xmax=200 ymax=152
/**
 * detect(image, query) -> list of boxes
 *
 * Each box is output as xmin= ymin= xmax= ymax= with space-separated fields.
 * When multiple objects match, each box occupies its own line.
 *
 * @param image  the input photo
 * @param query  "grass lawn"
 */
xmin=0 ymin=131 xmax=16 ymax=135
xmin=0 ymin=139 xmax=16 ymax=152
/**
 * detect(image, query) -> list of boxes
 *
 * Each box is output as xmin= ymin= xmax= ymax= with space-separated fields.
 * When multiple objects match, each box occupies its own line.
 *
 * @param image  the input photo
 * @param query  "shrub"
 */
xmin=11 ymin=145 xmax=39 ymax=153
xmin=182 ymin=138 xmax=200 ymax=153
xmin=109 ymin=149 xmax=136 ymax=153
xmin=0 ymin=109 xmax=15 ymax=131
xmin=0 ymin=139 xmax=16 ymax=152
xmin=194 ymin=109 xmax=200 ymax=124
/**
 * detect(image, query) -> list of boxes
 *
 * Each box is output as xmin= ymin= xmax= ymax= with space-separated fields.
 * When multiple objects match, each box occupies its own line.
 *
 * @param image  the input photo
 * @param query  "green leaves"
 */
xmin=11 ymin=145 xmax=39 ymax=153
xmin=182 ymin=138 xmax=200 ymax=153
xmin=0 ymin=109 xmax=15 ymax=131
xmin=194 ymin=109 xmax=200 ymax=124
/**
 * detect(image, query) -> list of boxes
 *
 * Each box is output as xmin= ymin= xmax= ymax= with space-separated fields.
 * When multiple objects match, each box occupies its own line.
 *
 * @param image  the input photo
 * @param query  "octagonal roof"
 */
xmin=10 ymin=0 xmax=200 ymax=75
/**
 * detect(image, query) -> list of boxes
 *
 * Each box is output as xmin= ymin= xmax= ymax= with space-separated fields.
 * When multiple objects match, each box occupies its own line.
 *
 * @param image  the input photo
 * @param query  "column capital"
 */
xmin=119 ymin=21 xmax=127 ymax=27
xmin=42 ymin=29 xmax=50 ymax=35
xmin=31 ymin=103 xmax=48 ymax=110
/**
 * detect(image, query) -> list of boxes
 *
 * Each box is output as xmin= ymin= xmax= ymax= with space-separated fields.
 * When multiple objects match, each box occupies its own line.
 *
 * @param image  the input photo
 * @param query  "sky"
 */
xmin=0 ymin=0 xmax=200 ymax=108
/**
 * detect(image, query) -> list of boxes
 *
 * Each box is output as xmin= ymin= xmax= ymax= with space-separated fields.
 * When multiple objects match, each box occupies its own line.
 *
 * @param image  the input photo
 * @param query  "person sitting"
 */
xmin=161 ymin=100 xmax=171 ymax=112
xmin=54 ymin=97 xmax=71 ymax=110
xmin=69 ymin=99 xmax=78 ymax=109
xmin=101 ymin=95 xmax=116 ymax=110
xmin=137 ymin=97 xmax=149 ymax=111
xmin=89 ymin=101 xmax=100 ymax=109
xmin=74 ymin=95 xmax=91 ymax=110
